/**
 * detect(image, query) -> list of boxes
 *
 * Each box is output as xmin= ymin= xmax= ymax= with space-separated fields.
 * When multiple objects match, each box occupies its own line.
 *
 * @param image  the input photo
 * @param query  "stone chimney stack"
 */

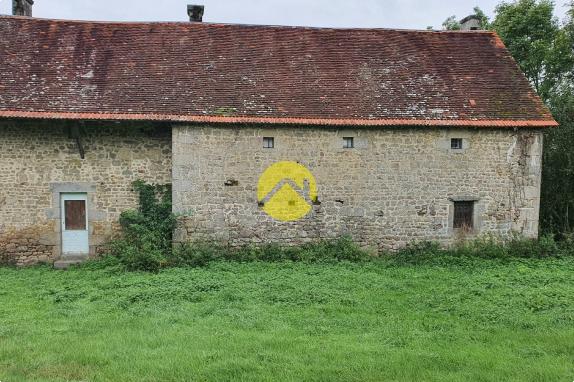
xmin=12 ymin=0 xmax=34 ymax=16
xmin=460 ymin=15 xmax=481 ymax=31
xmin=187 ymin=5 xmax=204 ymax=22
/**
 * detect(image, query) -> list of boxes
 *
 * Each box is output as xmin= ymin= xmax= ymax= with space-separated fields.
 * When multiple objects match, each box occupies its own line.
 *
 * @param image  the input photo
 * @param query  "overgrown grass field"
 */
xmin=1 ymin=256 xmax=573 ymax=381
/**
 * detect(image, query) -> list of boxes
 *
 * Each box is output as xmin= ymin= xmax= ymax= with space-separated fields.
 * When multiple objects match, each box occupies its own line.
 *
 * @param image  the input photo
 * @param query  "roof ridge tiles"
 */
xmin=0 ymin=15 xmax=496 ymax=34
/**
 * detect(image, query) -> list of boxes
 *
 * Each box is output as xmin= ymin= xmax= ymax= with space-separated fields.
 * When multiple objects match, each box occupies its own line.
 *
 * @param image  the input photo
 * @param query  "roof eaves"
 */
xmin=0 ymin=111 xmax=559 ymax=128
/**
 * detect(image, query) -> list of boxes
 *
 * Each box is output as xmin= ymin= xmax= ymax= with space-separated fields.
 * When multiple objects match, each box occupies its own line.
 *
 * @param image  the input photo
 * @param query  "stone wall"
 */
xmin=0 ymin=121 xmax=545 ymax=264
xmin=0 ymin=121 xmax=172 ymax=265
xmin=173 ymin=125 xmax=543 ymax=250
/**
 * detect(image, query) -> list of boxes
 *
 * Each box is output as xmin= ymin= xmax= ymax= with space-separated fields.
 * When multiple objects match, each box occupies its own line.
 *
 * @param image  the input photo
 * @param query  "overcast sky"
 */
xmin=0 ymin=0 xmax=570 ymax=29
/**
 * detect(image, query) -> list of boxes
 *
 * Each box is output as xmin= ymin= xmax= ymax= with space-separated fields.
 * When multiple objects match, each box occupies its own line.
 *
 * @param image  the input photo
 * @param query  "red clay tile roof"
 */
xmin=0 ymin=16 xmax=557 ymax=127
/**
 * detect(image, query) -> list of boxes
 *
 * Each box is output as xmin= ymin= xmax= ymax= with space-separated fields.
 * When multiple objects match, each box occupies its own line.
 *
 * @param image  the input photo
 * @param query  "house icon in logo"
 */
xmin=257 ymin=162 xmax=318 ymax=222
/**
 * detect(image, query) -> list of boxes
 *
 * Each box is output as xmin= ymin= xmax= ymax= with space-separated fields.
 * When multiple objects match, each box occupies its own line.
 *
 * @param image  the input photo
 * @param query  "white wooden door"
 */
xmin=61 ymin=193 xmax=89 ymax=255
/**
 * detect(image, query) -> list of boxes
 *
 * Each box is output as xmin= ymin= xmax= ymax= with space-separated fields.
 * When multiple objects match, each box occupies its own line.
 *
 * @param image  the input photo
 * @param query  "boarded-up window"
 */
xmin=453 ymin=201 xmax=474 ymax=230
xmin=65 ymin=200 xmax=86 ymax=230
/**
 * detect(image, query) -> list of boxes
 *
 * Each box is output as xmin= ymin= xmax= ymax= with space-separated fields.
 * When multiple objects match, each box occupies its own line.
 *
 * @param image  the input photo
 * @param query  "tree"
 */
xmin=442 ymin=15 xmax=461 ymax=30
xmin=537 ymin=2 xmax=574 ymax=233
xmin=492 ymin=0 xmax=572 ymax=100
xmin=541 ymin=89 xmax=574 ymax=233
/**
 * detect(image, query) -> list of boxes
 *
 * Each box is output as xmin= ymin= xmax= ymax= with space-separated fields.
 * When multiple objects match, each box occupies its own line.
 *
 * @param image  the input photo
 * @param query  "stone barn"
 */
xmin=0 ymin=6 xmax=557 ymax=266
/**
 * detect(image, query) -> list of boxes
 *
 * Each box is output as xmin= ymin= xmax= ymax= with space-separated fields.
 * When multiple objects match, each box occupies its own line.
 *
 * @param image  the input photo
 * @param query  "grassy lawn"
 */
xmin=0 ymin=257 xmax=573 ymax=381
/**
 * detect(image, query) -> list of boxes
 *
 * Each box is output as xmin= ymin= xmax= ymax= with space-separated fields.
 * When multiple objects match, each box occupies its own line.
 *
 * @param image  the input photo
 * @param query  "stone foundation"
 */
xmin=0 ymin=222 xmax=56 ymax=266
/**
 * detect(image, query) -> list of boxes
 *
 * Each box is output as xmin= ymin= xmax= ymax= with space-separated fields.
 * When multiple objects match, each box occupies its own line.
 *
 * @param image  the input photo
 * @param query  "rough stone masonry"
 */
xmin=0 ymin=121 xmax=543 ymax=265
xmin=0 ymin=121 xmax=172 ymax=266
xmin=173 ymin=125 xmax=543 ymax=251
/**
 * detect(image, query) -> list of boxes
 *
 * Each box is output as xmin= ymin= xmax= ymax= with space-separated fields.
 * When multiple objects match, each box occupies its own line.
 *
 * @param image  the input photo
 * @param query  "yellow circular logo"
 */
xmin=257 ymin=161 xmax=318 ymax=222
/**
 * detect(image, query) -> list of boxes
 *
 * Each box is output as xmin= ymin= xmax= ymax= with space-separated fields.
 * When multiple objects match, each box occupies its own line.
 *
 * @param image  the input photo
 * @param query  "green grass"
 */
xmin=1 ymin=257 xmax=573 ymax=381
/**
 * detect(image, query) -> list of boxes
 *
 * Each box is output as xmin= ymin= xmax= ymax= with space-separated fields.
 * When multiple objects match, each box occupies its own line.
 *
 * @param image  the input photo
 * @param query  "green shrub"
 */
xmin=392 ymin=234 xmax=564 ymax=265
xmin=399 ymin=241 xmax=443 ymax=256
xmin=169 ymin=241 xmax=224 ymax=267
xmin=556 ymin=233 xmax=574 ymax=256
xmin=234 ymin=244 xmax=267 ymax=262
xmin=452 ymin=235 xmax=509 ymax=259
xmin=109 ymin=237 xmax=167 ymax=272
xmin=295 ymin=236 xmax=372 ymax=263
xmin=170 ymin=236 xmax=371 ymax=268
xmin=454 ymin=234 xmax=559 ymax=259
xmin=118 ymin=181 xmax=175 ymax=256
xmin=392 ymin=241 xmax=445 ymax=264
xmin=506 ymin=235 xmax=559 ymax=258
xmin=107 ymin=180 xmax=175 ymax=272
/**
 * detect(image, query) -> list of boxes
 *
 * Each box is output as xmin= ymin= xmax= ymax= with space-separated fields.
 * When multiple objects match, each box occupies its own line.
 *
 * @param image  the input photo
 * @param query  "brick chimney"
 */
xmin=12 ymin=0 xmax=34 ymax=16
xmin=187 ymin=5 xmax=204 ymax=22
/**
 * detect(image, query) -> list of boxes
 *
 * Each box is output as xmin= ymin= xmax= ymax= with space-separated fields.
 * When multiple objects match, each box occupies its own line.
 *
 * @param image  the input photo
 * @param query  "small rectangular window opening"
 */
xmin=343 ymin=137 xmax=354 ymax=149
xmin=451 ymin=138 xmax=463 ymax=150
xmin=64 ymin=200 xmax=87 ymax=231
xmin=263 ymin=137 xmax=274 ymax=149
xmin=453 ymin=201 xmax=474 ymax=231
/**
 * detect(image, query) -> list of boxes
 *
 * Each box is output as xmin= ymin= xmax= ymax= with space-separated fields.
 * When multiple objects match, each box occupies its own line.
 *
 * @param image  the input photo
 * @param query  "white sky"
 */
xmin=0 ymin=0 xmax=570 ymax=29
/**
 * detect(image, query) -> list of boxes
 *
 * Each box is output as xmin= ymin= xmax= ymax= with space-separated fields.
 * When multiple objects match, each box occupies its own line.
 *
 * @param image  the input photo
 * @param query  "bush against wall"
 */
xmin=392 ymin=234 xmax=574 ymax=266
xmin=108 ymin=180 xmax=175 ymax=272
xmin=171 ymin=236 xmax=372 ymax=267
xmin=106 ymin=180 xmax=374 ymax=271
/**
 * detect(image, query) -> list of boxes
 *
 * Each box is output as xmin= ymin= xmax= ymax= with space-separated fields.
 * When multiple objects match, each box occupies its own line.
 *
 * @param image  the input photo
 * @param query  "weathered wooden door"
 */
xmin=61 ymin=193 xmax=89 ymax=255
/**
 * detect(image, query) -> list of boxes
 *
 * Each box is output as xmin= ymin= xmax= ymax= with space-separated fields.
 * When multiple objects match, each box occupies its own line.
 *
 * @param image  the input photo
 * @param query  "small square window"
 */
xmin=453 ymin=201 xmax=474 ymax=230
xmin=343 ymin=137 xmax=354 ymax=149
xmin=451 ymin=138 xmax=463 ymax=150
xmin=263 ymin=137 xmax=274 ymax=149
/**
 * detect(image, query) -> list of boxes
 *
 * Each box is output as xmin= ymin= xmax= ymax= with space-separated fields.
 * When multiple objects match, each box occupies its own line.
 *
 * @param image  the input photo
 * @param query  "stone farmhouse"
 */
xmin=0 ymin=2 xmax=557 ymax=266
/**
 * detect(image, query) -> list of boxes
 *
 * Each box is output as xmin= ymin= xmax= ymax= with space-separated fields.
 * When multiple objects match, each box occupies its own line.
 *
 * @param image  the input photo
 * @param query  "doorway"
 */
xmin=60 ymin=193 xmax=89 ymax=256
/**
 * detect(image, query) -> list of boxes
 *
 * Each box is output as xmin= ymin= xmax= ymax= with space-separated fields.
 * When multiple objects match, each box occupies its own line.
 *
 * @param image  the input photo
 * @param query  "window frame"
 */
xmin=453 ymin=201 xmax=474 ymax=231
xmin=343 ymin=137 xmax=354 ymax=149
xmin=450 ymin=138 xmax=463 ymax=150
xmin=263 ymin=137 xmax=274 ymax=149
xmin=64 ymin=199 xmax=87 ymax=231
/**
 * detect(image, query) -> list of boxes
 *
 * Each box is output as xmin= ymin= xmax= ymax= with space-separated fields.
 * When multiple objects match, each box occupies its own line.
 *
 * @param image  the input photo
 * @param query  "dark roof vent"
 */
xmin=187 ymin=5 xmax=204 ymax=22
xmin=12 ymin=0 xmax=34 ymax=16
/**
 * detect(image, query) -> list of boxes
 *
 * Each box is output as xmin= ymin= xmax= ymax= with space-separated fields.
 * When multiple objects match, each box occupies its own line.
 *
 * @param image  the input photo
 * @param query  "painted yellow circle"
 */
xmin=257 ymin=161 xmax=318 ymax=222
